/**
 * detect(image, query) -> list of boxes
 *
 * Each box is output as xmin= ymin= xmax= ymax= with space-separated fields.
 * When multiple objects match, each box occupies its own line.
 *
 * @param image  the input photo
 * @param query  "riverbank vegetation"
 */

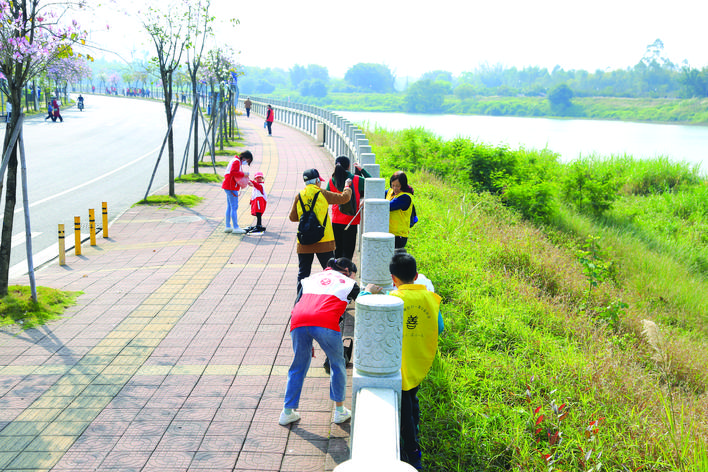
xmin=288 ymin=92 xmax=708 ymax=124
xmin=368 ymin=126 xmax=708 ymax=471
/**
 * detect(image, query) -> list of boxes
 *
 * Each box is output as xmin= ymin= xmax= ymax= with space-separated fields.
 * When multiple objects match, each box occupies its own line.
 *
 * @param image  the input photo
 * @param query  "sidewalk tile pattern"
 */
xmin=1 ymin=116 xmax=353 ymax=471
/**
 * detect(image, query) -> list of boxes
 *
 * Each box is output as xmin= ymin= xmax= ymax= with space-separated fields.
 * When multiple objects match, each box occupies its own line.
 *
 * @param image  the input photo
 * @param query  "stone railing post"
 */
xmin=351 ymin=291 xmax=402 ymax=413
xmin=362 ymin=198 xmax=389 ymax=236
xmin=360 ymin=232 xmax=395 ymax=291
xmin=360 ymin=153 xmax=375 ymax=166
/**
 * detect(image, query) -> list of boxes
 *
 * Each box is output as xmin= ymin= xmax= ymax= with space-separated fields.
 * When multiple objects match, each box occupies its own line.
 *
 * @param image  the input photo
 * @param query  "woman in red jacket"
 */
xmin=265 ymin=104 xmax=274 ymax=136
xmin=221 ymin=150 xmax=253 ymax=234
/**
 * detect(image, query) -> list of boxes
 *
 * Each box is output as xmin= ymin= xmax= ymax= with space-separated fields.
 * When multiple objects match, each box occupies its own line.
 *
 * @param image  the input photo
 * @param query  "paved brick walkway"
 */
xmin=2 ymin=116 xmax=352 ymax=471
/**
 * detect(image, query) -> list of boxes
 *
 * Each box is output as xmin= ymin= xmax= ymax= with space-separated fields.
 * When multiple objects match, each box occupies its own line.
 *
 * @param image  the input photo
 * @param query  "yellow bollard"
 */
xmin=89 ymin=209 xmax=96 ymax=246
xmin=102 ymin=202 xmax=108 ymax=238
xmin=58 ymin=224 xmax=66 ymax=266
xmin=74 ymin=216 xmax=81 ymax=256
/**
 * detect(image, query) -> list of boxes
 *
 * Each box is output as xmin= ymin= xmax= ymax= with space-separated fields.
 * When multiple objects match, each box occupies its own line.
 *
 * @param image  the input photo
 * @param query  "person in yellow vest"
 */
xmin=289 ymin=168 xmax=352 ymax=297
xmin=362 ymin=251 xmax=443 ymax=470
xmin=386 ymin=171 xmax=415 ymax=249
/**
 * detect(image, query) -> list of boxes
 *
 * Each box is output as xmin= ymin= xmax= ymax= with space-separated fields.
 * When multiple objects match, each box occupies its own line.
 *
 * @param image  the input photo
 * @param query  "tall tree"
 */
xmin=344 ymin=63 xmax=395 ymax=93
xmin=404 ymin=79 xmax=449 ymax=113
xmin=184 ymin=0 xmax=218 ymax=174
xmin=0 ymin=0 xmax=88 ymax=296
xmin=289 ymin=64 xmax=307 ymax=88
xmin=141 ymin=0 xmax=194 ymax=197
xmin=202 ymin=46 xmax=240 ymax=155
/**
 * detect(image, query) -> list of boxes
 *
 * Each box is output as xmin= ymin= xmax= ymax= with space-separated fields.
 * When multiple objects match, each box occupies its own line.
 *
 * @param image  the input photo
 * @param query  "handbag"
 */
xmin=263 ymin=121 xmax=267 ymax=128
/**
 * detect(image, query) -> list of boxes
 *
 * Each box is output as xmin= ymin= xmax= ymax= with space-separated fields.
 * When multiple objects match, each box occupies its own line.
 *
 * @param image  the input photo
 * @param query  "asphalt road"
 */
xmin=2 ymin=93 xmax=197 ymax=279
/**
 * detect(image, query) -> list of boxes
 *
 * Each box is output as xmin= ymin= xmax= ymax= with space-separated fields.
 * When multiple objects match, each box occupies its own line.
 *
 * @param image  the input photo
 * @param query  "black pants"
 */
xmin=266 ymin=121 xmax=272 ymax=135
xmin=332 ymin=223 xmax=358 ymax=261
xmin=395 ymin=236 xmax=408 ymax=249
xmin=296 ymin=251 xmax=334 ymax=298
xmin=400 ymin=386 xmax=421 ymax=464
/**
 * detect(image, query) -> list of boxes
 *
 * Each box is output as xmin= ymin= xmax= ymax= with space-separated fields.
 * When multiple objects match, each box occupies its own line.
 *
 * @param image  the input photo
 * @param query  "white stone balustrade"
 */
xmin=363 ymin=163 xmax=380 ymax=178
xmin=360 ymin=153 xmax=375 ymax=166
xmin=365 ymin=178 xmax=385 ymax=201
xmin=240 ymin=97 xmax=415 ymax=470
xmin=360 ymin=232 xmax=395 ymax=289
xmin=363 ymin=199 xmax=389 ymax=235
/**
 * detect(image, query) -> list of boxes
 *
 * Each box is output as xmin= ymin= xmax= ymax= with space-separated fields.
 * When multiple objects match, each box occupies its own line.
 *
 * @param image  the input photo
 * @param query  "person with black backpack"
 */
xmin=289 ymin=168 xmax=353 ymax=296
xmin=326 ymin=156 xmax=371 ymax=261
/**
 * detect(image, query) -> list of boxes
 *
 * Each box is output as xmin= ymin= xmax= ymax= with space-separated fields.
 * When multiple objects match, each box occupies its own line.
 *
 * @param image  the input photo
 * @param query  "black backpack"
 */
xmin=337 ymin=175 xmax=363 ymax=217
xmin=297 ymin=191 xmax=327 ymax=245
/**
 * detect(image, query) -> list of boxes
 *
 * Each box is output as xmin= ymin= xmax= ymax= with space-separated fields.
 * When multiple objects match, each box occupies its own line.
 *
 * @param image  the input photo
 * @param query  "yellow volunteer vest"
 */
xmin=390 ymin=284 xmax=442 ymax=390
xmin=297 ymin=185 xmax=334 ymax=243
xmin=387 ymin=189 xmax=413 ymax=238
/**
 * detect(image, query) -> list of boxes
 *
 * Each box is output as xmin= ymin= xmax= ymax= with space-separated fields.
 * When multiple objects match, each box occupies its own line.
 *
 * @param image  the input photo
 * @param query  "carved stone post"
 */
xmin=360 ymin=232 xmax=395 ymax=289
xmin=351 ymin=293 xmax=403 ymax=411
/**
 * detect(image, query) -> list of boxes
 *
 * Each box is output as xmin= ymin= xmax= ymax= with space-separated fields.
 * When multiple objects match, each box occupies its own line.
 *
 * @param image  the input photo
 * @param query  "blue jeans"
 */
xmin=225 ymin=189 xmax=239 ymax=228
xmin=284 ymin=326 xmax=347 ymax=409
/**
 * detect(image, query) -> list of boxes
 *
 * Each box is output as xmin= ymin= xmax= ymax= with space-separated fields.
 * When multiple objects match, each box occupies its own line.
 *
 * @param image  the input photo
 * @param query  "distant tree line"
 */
xmin=88 ymin=38 xmax=708 ymax=115
xmin=235 ymin=39 xmax=708 ymax=112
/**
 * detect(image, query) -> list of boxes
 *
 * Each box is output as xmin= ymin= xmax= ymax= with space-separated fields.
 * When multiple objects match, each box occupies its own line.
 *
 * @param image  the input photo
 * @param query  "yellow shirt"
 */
xmin=390 ymin=284 xmax=442 ymax=390
xmin=297 ymin=184 xmax=334 ymax=244
xmin=387 ymin=190 xmax=414 ymax=238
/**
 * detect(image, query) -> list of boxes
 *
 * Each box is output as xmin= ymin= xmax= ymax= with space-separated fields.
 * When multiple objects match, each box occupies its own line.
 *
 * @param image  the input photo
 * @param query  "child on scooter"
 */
xmin=245 ymin=171 xmax=267 ymax=233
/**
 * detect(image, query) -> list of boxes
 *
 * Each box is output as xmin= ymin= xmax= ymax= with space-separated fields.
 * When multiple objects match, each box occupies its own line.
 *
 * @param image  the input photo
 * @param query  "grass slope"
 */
xmin=380 ymin=161 xmax=708 ymax=470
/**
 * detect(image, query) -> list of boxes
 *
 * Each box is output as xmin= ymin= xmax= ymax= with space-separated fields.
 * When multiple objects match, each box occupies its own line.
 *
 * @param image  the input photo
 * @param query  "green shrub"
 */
xmin=562 ymin=159 xmax=620 ymax=216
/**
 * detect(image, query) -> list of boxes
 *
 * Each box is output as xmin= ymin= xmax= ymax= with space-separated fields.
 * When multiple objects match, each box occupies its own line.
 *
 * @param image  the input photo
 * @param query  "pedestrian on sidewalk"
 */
xmin=265 ymin=104 xmax=274 ymax=136
xmin=246 ymin=171 xmax=267 ymax=233
xmin=289 ymin=168 xmax=353 ymax=296
xmin=279 ymin=257 xmax=361 ymax=426
xmin=51 ymin=97 xmax=63 ymax=122
xmin=44 ymin=100 xmax=53 ymax=120
xmin=244 ymin=97 xmax=252 ymax=117
xmin=222 ymin=150 xmax=253 ymax=234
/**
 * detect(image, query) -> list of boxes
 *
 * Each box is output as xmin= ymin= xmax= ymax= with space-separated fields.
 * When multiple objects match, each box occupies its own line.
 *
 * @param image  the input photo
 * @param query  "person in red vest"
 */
xmin=265 ymin=104 xmax=274 ymax=136
xmin=326 ymin=156 xmax=371 ymax=260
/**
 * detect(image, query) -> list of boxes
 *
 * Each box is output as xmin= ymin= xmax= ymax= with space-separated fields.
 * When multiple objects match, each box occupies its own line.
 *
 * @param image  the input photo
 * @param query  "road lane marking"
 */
xmin=11 ymin=232 xmax=42 ymax=249
xmin=14 ymin=145 xmax=162 ymax=215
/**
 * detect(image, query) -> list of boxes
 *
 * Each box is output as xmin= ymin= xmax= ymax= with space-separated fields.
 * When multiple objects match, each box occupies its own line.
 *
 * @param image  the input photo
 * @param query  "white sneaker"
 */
xmin=224 ymin=227 xmax=232 ymax=233
xmin=333 ymin=407 xmax=351 ymax=424
xmin=279 ymin=409 xmax=301 ymax=425
xmin=232 ymin=227 xmax=247 ymax=234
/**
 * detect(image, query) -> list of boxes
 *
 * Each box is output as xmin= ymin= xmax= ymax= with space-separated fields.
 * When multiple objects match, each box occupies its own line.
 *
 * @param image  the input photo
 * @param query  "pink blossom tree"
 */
xmin=0 ymin=0 xmax=88 ymax=296
xmin=45 ymin=55 xmax=92 ymax=100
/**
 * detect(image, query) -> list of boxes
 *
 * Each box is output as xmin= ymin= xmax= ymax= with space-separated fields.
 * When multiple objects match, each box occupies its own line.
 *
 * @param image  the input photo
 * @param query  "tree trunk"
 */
xmin=162 ymin=72 xmax=175 ymax=198
xmin=191 ymin=77 xmax=199 ymax=174
xmin=0 ymin=114 xmax=20 ymax=297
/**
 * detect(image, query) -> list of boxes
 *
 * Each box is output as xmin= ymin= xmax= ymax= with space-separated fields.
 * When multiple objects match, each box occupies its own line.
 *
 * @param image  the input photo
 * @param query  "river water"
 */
xmin=336 ymin=111 xmax=708 ymax=171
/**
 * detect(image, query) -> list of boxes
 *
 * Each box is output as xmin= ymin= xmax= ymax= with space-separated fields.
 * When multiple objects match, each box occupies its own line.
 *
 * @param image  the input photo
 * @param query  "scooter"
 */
xmin=77 ymin=100 xmax=84 ymax=111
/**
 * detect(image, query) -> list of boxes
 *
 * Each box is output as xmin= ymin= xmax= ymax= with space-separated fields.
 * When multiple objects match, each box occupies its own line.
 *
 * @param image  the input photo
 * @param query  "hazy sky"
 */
xmin=85 ymin=0 xmax=708 ymax=79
